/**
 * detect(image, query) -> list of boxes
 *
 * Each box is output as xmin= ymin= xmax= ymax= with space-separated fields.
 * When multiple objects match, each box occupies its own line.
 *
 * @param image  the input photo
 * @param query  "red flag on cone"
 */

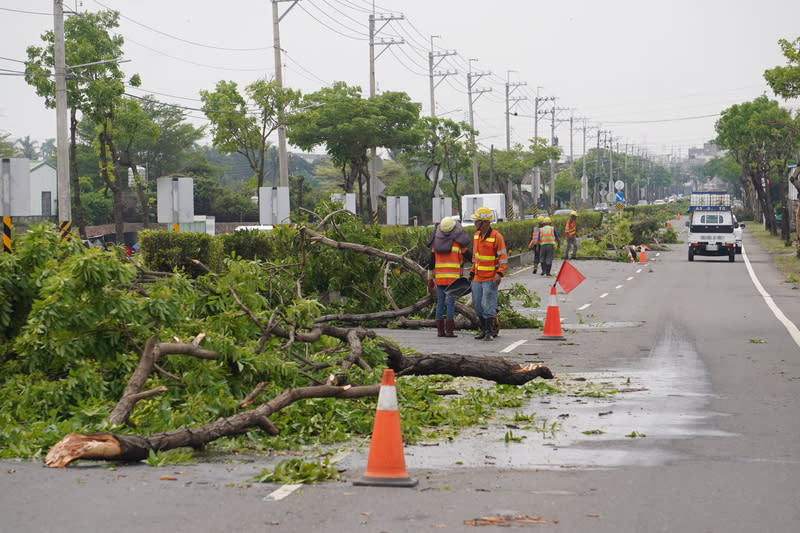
xmin=353 ymin=369 xmax=418 ymax=487
xmin=555 ymin=260 xmax=585 ymax=294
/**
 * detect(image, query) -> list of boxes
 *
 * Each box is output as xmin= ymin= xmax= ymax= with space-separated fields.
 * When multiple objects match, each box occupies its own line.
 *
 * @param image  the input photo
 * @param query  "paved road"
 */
xmin=3 ymin=221 xmax=799 ymax=532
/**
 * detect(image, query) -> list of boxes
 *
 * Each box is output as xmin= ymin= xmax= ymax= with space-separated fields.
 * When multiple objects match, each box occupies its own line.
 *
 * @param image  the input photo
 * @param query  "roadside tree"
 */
xmin=200 ymin=79 xmax=301 ymax=195
xmin=287 ymin=82 xmax=421 ymax=219
xmin=714 ymin=95 xmax=799 ymax=236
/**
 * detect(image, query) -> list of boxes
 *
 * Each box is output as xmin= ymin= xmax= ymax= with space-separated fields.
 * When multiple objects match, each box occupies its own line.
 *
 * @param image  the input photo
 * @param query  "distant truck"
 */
xmin=686 ymin=191 xmax=743 ymax=262
xmin=461 ymin=193 xmax=506 ymax=223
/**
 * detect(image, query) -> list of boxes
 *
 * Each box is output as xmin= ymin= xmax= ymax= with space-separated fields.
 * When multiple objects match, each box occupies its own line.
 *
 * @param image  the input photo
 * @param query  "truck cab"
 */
xmin=686 ymin=191 xmax=737 ymax=262
xmin=687 ymin=209 xmax=736 ymax=262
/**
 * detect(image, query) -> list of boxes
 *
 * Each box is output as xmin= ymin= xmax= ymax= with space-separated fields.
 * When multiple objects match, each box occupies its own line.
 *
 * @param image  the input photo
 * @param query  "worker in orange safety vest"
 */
xmin=427 ymin=216 xmax=471 ymax=337
xmin=563 ymin=211 xmax=578 ymax=260
xmin=469 ymin=206 xmax=508 ymax=341
xmin=528 ymin=215 xmax=545 ymax=274
xmin=538 ymin=217 xmax=560 ymax=276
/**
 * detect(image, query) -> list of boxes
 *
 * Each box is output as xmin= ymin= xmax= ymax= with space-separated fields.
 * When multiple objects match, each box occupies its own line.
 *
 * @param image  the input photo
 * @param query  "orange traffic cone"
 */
xmin=538 ymin=285 xmax=565 ymax=341
xmin=353 ymin=369 xmax=418 ymax=487
xmin=677 ymin=213 xmax=680 ymax=221
xmin=666 ymin=221 xmax=671 ymax=228
xmin=639 ymin=248 xmax=647 ymax=263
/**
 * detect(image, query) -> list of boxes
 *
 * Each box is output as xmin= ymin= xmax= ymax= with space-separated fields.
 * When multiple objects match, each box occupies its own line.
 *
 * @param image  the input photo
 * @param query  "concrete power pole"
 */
xmin=533 ymin=92 xmax=554 ymax=205
xmin=272 ymin=0 xmax=298 ymax=189
xmin=504 ymin=71 xmax=526 ymax=151
xmin=548 ymin=103 xmax=570 ymax=210
xmin=466 ymin=59 xmax=491 ymax=193
xmin=428 ymin=36 xmax=456 ymax=117
xmin=369 ymin=9 xmax=403 ymax=222
xmin=54 ymin=0 xmax=71 ymax=232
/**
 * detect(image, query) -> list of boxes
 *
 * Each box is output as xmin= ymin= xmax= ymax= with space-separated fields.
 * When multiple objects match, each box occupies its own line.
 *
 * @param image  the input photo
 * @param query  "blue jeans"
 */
xmin=436 ymin=285 xmax=456 ymax=320
xmin=471 ymin=280 xmax=499 ymax=320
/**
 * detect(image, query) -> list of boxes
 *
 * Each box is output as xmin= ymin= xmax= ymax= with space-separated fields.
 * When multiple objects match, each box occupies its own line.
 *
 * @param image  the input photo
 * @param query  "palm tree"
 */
xmin=15 ymin=136 xmax=39 ymax=160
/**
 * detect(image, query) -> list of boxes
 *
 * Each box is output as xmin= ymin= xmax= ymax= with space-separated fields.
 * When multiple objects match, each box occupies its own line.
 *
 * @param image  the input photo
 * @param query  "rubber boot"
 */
xmin=474 ymin=318 xmax=486 ymax=339
xmin=444 ymin=319 xmax=457 ymax=337
xmin=532 ymin=265 xmax=537 ymax=274
xmin=483 ymin=318 xmax=495 ymax=341
xmin=436 ymin=319 xmax=445 ymax=337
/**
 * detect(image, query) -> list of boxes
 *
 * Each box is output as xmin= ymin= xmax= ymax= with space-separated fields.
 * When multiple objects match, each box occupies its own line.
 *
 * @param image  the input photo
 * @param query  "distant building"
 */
xmin=687 ymin=142 xmax=721 ymax=162
xmin=29 ymin=160 xmax=58 ymax=217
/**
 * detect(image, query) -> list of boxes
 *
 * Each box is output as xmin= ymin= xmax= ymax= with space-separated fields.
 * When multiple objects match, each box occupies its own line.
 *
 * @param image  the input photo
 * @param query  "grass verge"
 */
xmin=744 ymin=221 xmax=800 ymax=287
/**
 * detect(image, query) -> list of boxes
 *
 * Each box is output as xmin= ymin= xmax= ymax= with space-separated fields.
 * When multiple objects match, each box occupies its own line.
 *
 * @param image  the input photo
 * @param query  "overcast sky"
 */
xmin=2 ymin=0 xmax=799 ymax=160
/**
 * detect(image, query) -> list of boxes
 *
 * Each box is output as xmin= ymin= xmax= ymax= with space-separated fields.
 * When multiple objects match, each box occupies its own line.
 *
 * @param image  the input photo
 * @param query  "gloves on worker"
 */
xmin=427 ymin=279 xmax=436 ymax=292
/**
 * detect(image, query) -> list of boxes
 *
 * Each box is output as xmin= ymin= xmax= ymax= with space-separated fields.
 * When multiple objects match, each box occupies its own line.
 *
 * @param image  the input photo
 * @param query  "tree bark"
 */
xmin=45 ymin=383 xmax=380 ymax=468
xmin=790 ymin=165 xmax=800 ymax=258
xmin=379 ymin=339 xmax=553 ymax=385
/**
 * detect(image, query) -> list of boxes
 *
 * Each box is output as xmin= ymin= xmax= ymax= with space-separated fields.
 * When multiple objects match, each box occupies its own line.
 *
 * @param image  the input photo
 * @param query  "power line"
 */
xmin=299 ymin=1 xmax=368 ymax=41
xmin=93 ymin=0 xmax=271 ymax=52
xmin=0 ymin=6 xmax=51 ymax=16
xmin=122 ymin=35 xmax=270 ymax=73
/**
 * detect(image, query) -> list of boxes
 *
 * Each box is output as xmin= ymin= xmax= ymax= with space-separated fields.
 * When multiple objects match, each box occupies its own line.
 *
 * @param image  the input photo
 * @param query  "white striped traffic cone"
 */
xmin=538 ymin=285 xmax=565 ymax=340
xmin=353 ymin=369 xmax=418 ymax=487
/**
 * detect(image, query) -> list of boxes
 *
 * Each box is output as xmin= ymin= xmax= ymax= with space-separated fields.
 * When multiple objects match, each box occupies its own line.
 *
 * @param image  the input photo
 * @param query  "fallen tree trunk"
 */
xmin=45 ymin=383 xmax=381 ymax=468
xmin=379 ymin=339 xmax=553 ymax=385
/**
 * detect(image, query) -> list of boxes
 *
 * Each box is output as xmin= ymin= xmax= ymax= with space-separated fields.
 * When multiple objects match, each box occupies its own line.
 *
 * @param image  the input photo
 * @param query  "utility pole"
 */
xmin=466 ymin=59 xmax=491 ymax=193
xmin=54 ymin=0 xmax=71 ymax=234
xmin=533 ymin=91 xmax=554 ymax=206
xmin=369 ymin=7 xmax=403 ymax=222
xmin=608 ymin=132 xmax=614 ymax=207
xmin=549 ymin=103 xmax=569 ymax=210
xmin=428 ymin=36 xmax=456 ymax=117
xmin=568 ymin=112 xmax=574 ymax=178
xmin=504 ymin=71 xmax=526 ymax=151
xmin=595 ymin=130 xmax=603 ymax=204
xmin=272 ymin=0 xmax=299 ymax=189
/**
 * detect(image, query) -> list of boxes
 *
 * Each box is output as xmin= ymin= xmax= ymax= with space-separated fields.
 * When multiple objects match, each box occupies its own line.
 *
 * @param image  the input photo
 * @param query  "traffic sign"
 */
xmin=615 ymin=191 xmax=625 ymax=202
xmin=614 ymin=180 xmax=624 ymax=191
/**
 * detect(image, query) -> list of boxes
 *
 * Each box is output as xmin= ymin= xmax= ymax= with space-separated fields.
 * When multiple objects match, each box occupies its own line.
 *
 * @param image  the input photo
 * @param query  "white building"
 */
xmin=29 ymin=160 xmax=58 ymax=217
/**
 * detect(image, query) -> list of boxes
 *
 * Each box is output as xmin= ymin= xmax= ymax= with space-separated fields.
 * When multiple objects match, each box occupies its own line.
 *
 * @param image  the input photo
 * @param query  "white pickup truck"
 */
xmin=686 ymin=191 xmax=742 ymax=262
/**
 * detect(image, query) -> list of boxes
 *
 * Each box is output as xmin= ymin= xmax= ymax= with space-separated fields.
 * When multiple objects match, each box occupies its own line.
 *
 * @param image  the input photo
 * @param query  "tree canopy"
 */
xmin=764 ymin=36 xmax=800 ymax=99
xmin=714 ymin=95 xmax=800 ymax=234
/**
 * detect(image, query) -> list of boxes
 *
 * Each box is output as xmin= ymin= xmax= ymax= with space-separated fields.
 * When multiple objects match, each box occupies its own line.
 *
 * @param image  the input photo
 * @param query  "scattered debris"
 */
xmin=465 ymin=514 xmax=548 ymax=526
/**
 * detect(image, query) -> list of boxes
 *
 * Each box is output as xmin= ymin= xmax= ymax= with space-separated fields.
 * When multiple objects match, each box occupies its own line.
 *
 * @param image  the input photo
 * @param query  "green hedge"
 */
xmin=140 ymin=212 xmax=609 ymax=275
xmin=139 ymin=230 xmax=223 ymax=277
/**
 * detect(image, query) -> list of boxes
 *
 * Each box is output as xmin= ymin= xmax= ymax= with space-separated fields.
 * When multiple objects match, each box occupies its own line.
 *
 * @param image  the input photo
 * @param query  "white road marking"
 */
xmin=501 ymin=339 xmax=527 ymax=353
xmin=599 ymin=292 xmax=609 ymax=298
xmin=264 ymin=483 xmax=303 ymax=501
xmin=577 ymin=303 xmax=591 ymax=311
xmin=742 ymin=246 xmax=800 ymax=348
xmin=627 ymin=276 xmax=635 ymax=280
xmin=615 ymin=285 xmax=623 ymax=289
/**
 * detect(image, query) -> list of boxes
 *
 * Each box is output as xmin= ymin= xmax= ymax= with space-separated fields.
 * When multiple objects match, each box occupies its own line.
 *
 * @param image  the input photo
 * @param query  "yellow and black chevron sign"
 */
xmin=2 ymin=216 xmax=11 ymax=252
xmin=59 ymin=220 xmax=72 ymax=242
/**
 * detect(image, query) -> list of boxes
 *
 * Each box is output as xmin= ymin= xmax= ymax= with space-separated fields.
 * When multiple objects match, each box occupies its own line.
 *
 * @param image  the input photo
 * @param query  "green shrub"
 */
xmin=140 ymin=230 xmax=223 ymax=276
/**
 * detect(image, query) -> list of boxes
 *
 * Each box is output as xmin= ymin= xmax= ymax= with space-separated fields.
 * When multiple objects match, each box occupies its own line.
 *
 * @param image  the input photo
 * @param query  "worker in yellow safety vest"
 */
xmin=469 ymin=206 xmax=508 ymax=341
xmin=538 ymin=217 xmax=560 ymax=276
xmin=427 ymin=216 xmax=471 ymax=337
xmin=528 ymin=215 xmax=545 ymax=274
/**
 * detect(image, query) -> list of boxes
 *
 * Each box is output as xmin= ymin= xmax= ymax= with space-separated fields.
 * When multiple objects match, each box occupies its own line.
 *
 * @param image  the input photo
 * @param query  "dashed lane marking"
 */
xmin=501 ymin=339 xmax=527 ymax=353
xmin=264 ymin=484 xmax=302 ymax=501
xmin=577 ymin=303 xmax=591 ymax=311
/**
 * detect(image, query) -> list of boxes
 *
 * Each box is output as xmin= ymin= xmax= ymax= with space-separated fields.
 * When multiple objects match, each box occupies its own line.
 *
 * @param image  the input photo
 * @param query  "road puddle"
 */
xmin=395 ymin=322 xmax=732 ymax=470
